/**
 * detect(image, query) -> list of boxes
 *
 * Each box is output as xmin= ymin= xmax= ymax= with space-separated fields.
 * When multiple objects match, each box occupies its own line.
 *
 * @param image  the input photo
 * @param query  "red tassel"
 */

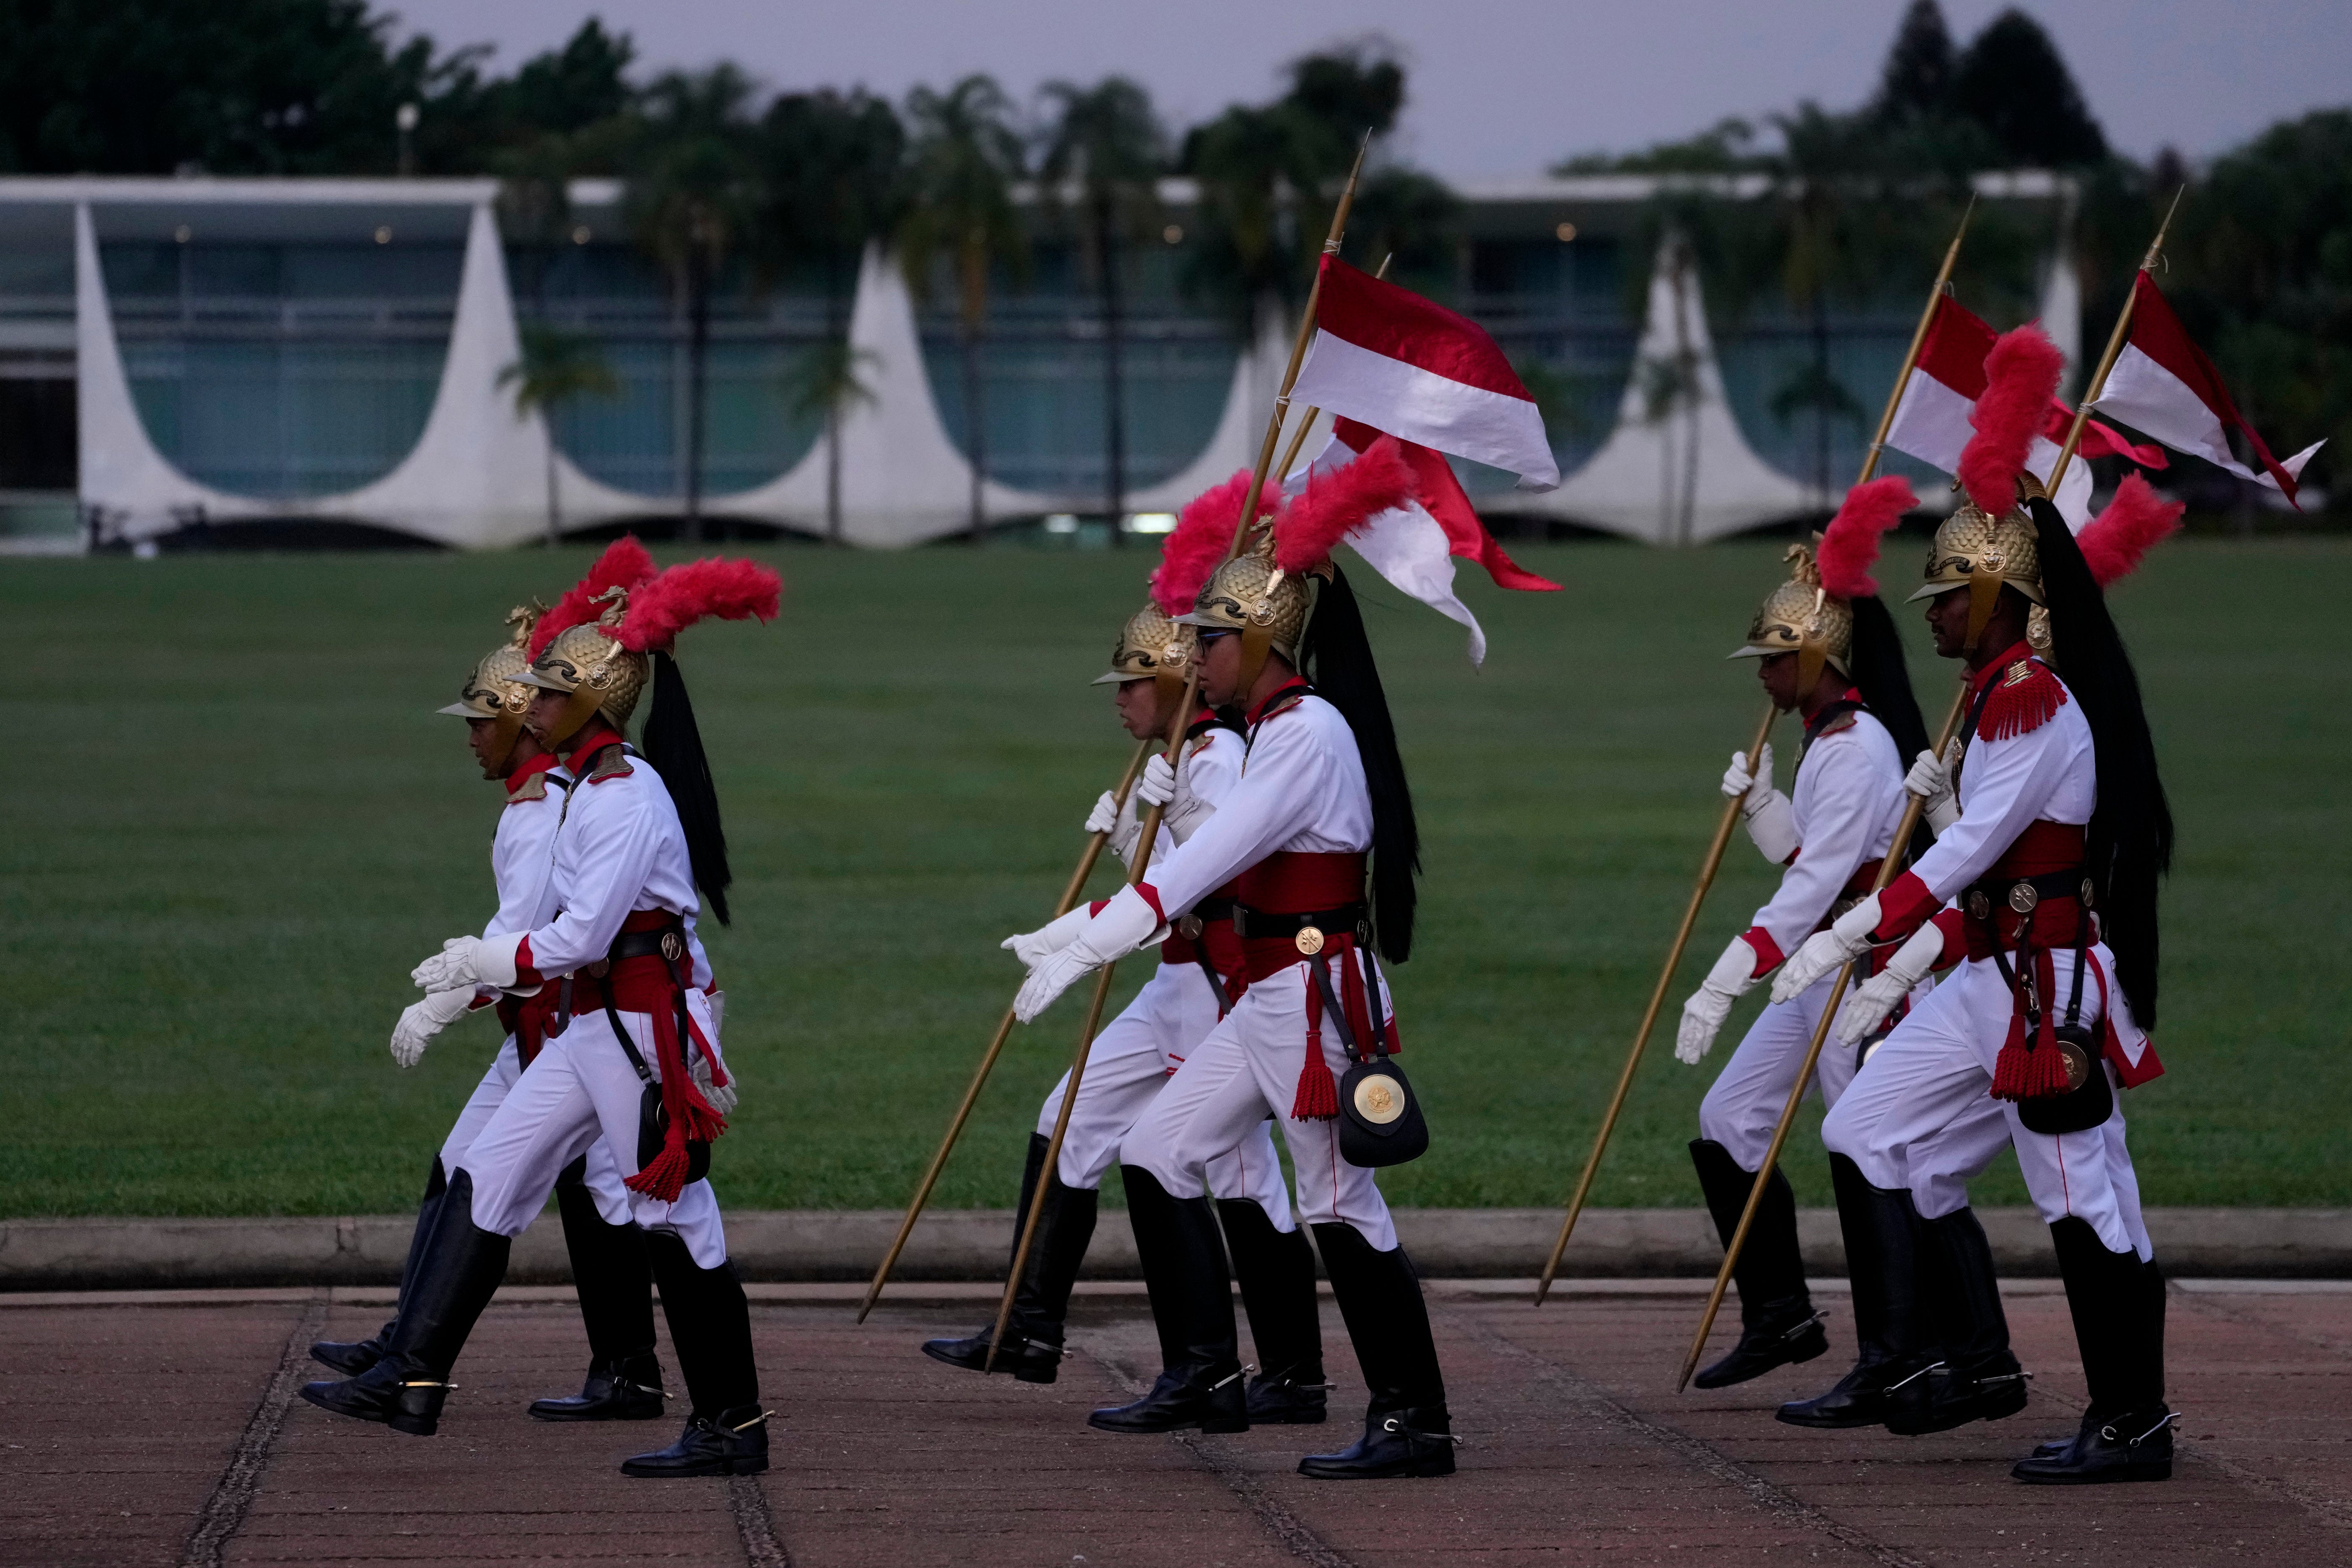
xmin=627 ymin=1142 xmax=691 ymax=1204
xmin=1291 ymin=972 xmax=1339 ymax=1121
xmin=1977 ymin=660 xmax=2067 ymax=741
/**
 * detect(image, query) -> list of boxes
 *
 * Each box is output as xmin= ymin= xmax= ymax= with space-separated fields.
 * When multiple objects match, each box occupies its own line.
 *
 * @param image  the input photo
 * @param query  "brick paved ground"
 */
xmin=3 ymin=1281 xmax=2346 ymax=1567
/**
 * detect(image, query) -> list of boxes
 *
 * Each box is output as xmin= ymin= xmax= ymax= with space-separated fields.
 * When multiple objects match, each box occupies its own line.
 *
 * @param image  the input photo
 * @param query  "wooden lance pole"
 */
xmin=1534 ymin=199 xmax=1976 ymax=1305
xmin=1675 ymin=196 xmax=2182 ymax=1390
xmin=857 ymin=738 xmax=1155 ymax=1321
xmin=985 ymin=138 xmax=1374 ymax=1369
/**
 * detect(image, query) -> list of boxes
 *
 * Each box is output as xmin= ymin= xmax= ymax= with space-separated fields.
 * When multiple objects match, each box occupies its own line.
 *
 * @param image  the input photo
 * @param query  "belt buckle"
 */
xmin=585 ymin=958 xmax=611 ymax=979
xmin=2008 ymin=882 xmax=2040 ymax=915
xmin=2079 ymin=877 xmax=2095 ymax=909
xmin=659 ymin=930 xmax=684 ymax=963
xmin=1966 ymin=890 xmax=1991 ymax=921
xmin=1177 ymin=915 xmax=1204 ymax=941
xmin=1295 ymin=924 xmax=1325 ymax=957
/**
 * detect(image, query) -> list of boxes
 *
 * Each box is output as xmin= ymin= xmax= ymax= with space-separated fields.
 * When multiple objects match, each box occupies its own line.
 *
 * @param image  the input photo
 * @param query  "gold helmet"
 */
xmin=517 ymin=585 xmax=650 ymax=740
xmin=438 ymin=603 xmax=543 ymax=776
xmin=1729 ymin=544 xmax=1852 ymax=695
xmin=1095 ymin=601 xmax=1196 ymax=702
xmin=1908 ymin=474 xmax=2050 ymax=654
xmin=1177 ymin=537 xmax=1312 ymax=689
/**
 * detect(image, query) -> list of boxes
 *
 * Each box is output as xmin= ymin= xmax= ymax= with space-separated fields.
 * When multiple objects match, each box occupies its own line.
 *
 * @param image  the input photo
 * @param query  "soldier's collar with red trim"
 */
xmin=1968 ymin=641 xmax=2036 ymax=698
xmin=1188 ymin=704 xmax=1245 ymax=741
xmin=1244 ymin=678 xmax=1314 ymax=730
xmin=560 ymin=725 xmax=628 ymax=774
xmin=503 ymin=750 xmax=562 ymax=801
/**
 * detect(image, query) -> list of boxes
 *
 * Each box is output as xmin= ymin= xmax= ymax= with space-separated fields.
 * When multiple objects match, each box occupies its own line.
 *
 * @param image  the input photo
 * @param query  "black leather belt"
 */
xmin=1233 ymin=903 xmax=1368 ymax=941
xmin=1194 ymin=895 xmax=1236 ymax=922
xmin=1963 ymin=869 xmax=2091 ymax=922
xmin=609 ymin=921 xmax=689 ymax=964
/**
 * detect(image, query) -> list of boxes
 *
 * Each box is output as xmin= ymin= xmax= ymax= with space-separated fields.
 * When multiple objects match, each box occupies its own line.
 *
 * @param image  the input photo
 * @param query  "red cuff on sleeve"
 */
xmin=1087 ymin=899 xmax=1108 ymax=917
xmin=1929 ymin=908 xmax=1967 ymax=970
xmin=1871 ymin=870 xmax=1939 ymax=942
xmin=513 ymin=936 xmax=541 ymax=988
xmin=1738 ymin=927 xmax=1784 ymax=977
xmin=1135 ymin=882 xmax=1166 ymax=923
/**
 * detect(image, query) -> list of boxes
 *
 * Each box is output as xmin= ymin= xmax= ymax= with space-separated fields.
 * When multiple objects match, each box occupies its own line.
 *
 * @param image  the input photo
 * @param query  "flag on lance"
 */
xmin=2094 ymin=271 xmax=2325 ymax=504
xmin=1286 ymin=417 xmax=1560 ymax=667
xmin=1287 ymin=256 xmax=1560 ymax=489
xmin=1883 ymin=293 xmax=2165 ymax=529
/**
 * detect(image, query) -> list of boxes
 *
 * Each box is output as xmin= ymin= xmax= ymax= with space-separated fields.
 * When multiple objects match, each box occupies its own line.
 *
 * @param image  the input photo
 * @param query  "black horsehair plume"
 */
xmin=2027 ymin=497 xmax=2174 ymax=1029
xmin=1300 ymin=563 xmax=1420 ymax=965
xmin=642 ymin=651 xmax=736 ymax=925
xmin=1843 ymin=596 xmax=1936 ymax=863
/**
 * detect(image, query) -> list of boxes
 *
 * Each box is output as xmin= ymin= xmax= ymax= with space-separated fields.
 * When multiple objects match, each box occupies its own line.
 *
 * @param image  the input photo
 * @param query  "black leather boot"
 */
xmin=624 ymin=1229 xmax=764 ymax=1475
xmin=312 ymin=1155 xmax=446 ymax=1375
xmin=925 ymin=1134 xmax=1093 ymax=1385
xmin=1887 ymin=1205 xmax=2028 ymax=1435
xmin=1689 ymin=1140 xmax=1827 ymax=1389
xmin=299 ymin=1169 xmax=509 ymax=1436
xmin=531 ymin=1161 xmax=666 ymax=1420
xmin=1780 ymin=1163 xmax=1929 ymax=1429
xmin=1088 ymin=1168 xmax=1247 ymax=1434
xmin=1220 ymin=1197 xmax=1328 ymax=1425
xmin=620 ymin=1405 xmax=773 ymax=1479
xmin=1299 ymin=1223 xmax=1454 ymax=1479
xmin=2013 ymin=1221 xmax=2171 ymax=1484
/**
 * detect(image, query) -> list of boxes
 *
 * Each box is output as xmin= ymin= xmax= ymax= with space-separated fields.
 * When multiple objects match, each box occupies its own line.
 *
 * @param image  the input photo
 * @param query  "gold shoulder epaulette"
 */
xmin=1815 ymin=712 xmax=1858 ymax=738
xmin=586 ymin=746 xmax=635 ymax=784
xmin=507 ymin=772 xmax=549 ymax=804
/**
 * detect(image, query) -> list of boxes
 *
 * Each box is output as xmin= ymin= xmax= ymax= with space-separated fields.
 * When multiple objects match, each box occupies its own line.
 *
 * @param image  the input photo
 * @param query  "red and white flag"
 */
xmin=1287 ymin=256 xmax=1560 ymax=490
xmin=1883 ymin=295 xmax=2162 ymax=529
xmin=1287 ymin=416 xmax=1560 ymax=666
xmin=2095 ymin=272 xmax=2324 ymax=504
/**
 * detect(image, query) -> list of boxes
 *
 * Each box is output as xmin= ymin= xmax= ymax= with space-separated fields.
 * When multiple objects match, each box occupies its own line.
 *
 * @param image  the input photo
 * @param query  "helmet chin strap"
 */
xmin=1794 ymin=590 xmax=1829 ymax=707
xmin=481 ymin=709 xmax=529 ymax=779
xmin=1963 ymin=564 xmax=2006 ymax=654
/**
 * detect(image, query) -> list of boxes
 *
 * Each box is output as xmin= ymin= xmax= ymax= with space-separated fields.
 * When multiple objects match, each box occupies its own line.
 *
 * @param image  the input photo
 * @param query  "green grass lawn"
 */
xmin=5 ymin=536 xmax=2346 ymax=1217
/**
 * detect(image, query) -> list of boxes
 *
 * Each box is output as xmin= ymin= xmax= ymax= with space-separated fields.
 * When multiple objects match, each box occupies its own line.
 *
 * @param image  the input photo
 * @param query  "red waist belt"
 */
xmin=1235 ymin=850 xmax=1366 ymax=912
xmin=1960 ymin=821 xmax=2089 ymax=960
xmin=549 ymin=910 xmax=728 ymax=1201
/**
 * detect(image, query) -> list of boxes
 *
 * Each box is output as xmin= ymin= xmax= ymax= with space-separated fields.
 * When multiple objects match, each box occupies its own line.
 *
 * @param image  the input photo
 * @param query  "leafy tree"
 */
xmin=1039 ymin=76 xmax=1167 ymax=529
xmin=785 ymin=340 xmax=879 ymax=544
xmin=499 ymin=323 xmax=618 ymax=544
xmin=621 ymin=66 xmax=762 ymax=540
xmin=897 ymin=74 xmax=1029 ymax=542
xmin=1949 ymin=10 xmax=2107 ymax=168
xmin=1869 ymin=0 xmax=1958 ymax=126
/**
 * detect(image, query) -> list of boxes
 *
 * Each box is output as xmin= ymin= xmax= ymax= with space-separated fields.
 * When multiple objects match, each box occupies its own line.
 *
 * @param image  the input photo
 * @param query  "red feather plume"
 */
xmin=1150 ymin=470 xmax=1273 ymax=616
xmin=1959 ymin=325 xmax=2066 ymax=515
xmin=1816 ymin=476 xmax=1916 ymax=600
xmin=615 ymin=557 xmax=783 ymax=652
xmin=2077 ymin=473 xmax=2184 ymax=588
xmin=1272 ymin=436 xmax=1416 ymax=574
xmin=530 ymin=536 xmax=657 ymax=657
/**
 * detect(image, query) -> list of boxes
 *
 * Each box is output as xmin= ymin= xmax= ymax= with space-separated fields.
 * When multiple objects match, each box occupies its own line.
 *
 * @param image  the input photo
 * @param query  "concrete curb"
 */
xmin=5 ymin=1207 xmax=2349 ymax=1291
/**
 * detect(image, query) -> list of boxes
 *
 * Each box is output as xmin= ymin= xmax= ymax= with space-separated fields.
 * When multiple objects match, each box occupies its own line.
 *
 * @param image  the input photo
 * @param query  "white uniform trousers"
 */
xmin=1697 ymin=977 xmax=1862 ymax=1171
xmin=1821 ymin=948 xmax=2151 ymax=1260
xmin=1035 ymin=960 xmax=1294 ymax=1225
xmin=1119 ymin=959 xmax=1399 ymax=1252
xmin=440 ymin=1036 xmax=637 ymax=1227
xmin=455 ymin=1001 xmax=729 ymax=1268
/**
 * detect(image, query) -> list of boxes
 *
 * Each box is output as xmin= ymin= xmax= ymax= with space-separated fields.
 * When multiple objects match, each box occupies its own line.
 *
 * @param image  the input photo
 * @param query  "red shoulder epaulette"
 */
xmin=1978 ymin=657 xmax=2067 ymax=742
xmin=586 ymin=745 xmax=634 ymax=784
xmin=507 ymin=772 xmax=549 ymax=804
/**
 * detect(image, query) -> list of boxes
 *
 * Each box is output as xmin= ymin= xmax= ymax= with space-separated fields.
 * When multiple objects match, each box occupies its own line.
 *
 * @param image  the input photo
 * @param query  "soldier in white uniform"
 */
xmin=1011 ymin=524 xmax=1455 ymax=1480
xmin=307 ymin=593 xmax=674 ymax=1426
xmin=1780 ymin=331 xmax=2177 ymax=1481
xmin=303 ymin=556 xmax=779 ymax=1479
xmin=922 ymin=601 xmax=1323 ymax=1422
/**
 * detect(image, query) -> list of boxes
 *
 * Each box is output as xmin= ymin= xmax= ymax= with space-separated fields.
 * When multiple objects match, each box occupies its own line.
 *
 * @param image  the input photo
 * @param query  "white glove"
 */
xmin=1003 ymin=905 xmax=1094 ymax=973
xmin=390 ymin=987 xmax=477 ymax=1069
xmin=1833 ymin=921 xmax=1945 ymax=1046
xmin=1138 ymin=750 xmax=1215 ymax=845
xmin=1723 ymin=745 xmax=1796 ymax=863
xmin=1083 ymin=790 xmax=1121 ymax=836
xmin=1084 ymin=788 xmax=1145 ymax=870
xmin=691 ymin=1049 xmax=739 ymax=1116
xmin=1906 ymin=740 xmax=1962 ymax=834
xmin=1770 ymin=892 xmax=1882 ymax=1004
xmin=1014 ymin=884 xmax=1165 ymax=1022
xmin=1675 ymin=937 xmax=1760 ymax=1065
xmin=411 ymin=931 xmax=523 ymax=992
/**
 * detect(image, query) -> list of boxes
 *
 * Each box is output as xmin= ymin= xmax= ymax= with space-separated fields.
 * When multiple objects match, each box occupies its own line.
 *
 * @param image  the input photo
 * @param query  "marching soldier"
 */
xmin=1779 ymin=328 xmax=2178 ymax=1482
xmin=309 ymin=577 xmax=674 ymax=1427
xmin=1674 ymin=480 xmax=1939 ymax=1398
xmin=921 ymin=595 xmax=1325 ymax=1423
xmin=1008 ymin=455 xmax=1456 ymax=1480
xmin=302 ymin=554 xmax=781 ymax=1479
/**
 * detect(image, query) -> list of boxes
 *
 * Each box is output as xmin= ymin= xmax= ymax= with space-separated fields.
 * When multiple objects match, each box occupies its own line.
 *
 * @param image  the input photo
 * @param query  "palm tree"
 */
xmin=785 ymin=340 xmax=879 ymax=543
xmin=499 ymin=323 xmax=619 ymax=544
xmin=622 ymin=67 xmax=761 ymax=541
xmin=897 ymin=75 xmax=1029 ymax=542
xmin=1038 ymin=77 xmax=1166 ymax=536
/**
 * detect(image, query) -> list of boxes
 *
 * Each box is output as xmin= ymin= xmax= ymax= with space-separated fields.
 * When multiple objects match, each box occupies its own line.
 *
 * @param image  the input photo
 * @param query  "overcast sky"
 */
xmin=385 ymin=0 xmax=2347 ymax=179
